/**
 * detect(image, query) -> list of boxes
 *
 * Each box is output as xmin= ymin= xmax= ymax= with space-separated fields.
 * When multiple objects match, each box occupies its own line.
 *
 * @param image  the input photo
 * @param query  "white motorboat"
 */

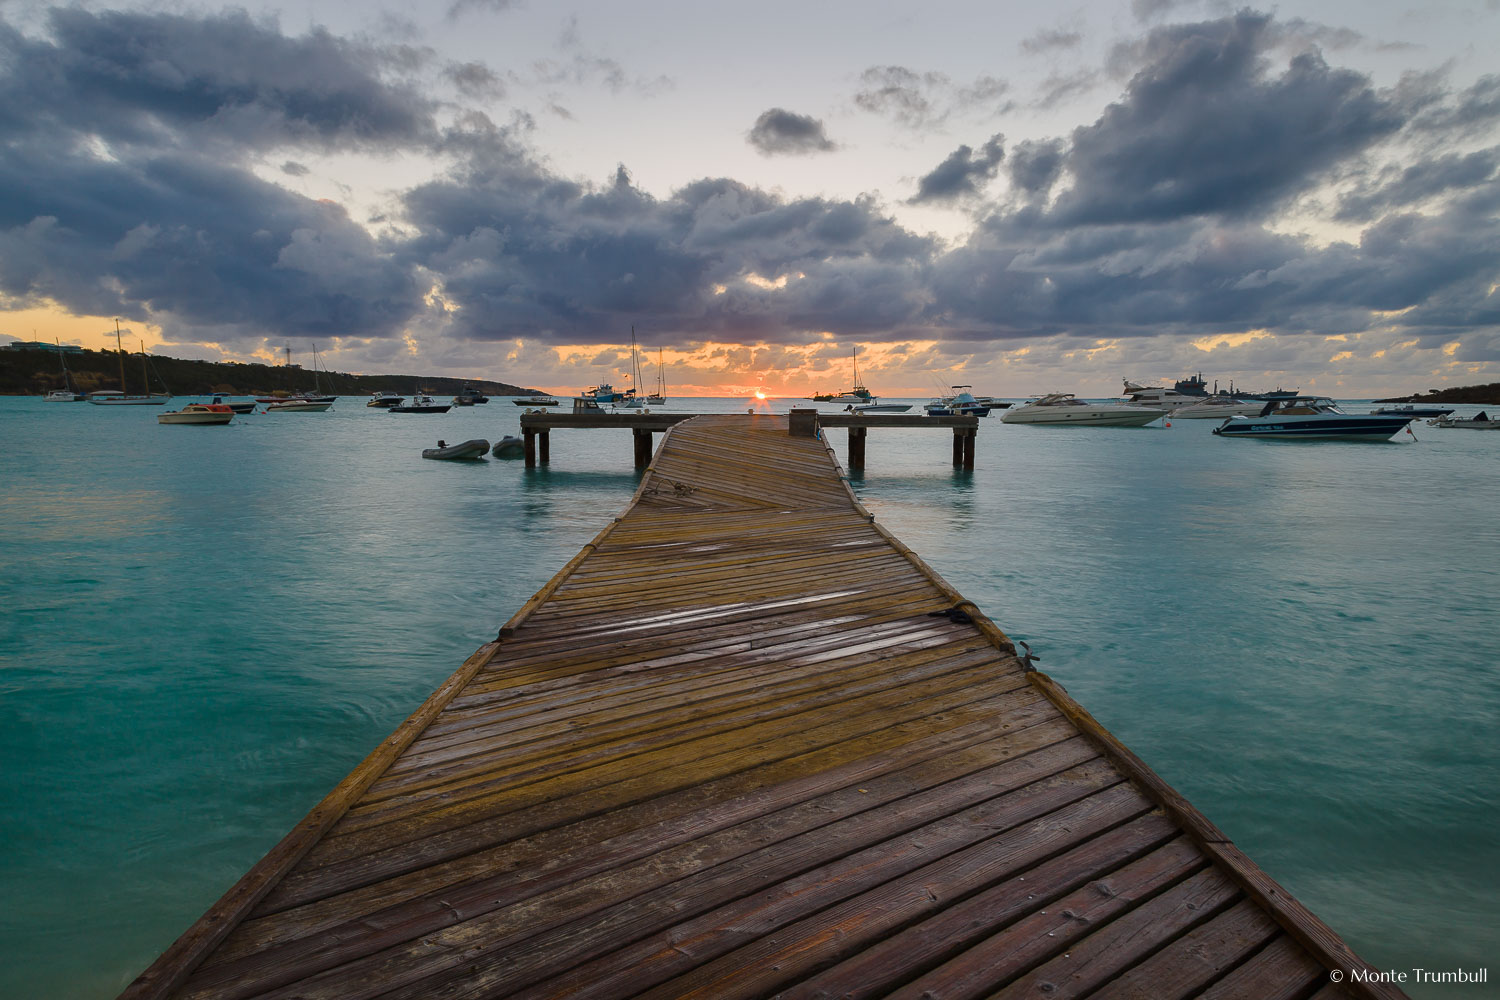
xmin=390 ymin=394 xmax=450 ymax=413
xmin=513 ymin=396 xmax=559 ymax=406
xmin=1168 ymin=396 xmax=1266 ymax=419
xmin=1001 ymin=393 xmax=1162 ymax=426
xmin=1121 ymin=380 xmax=1205 ymax=411
xmin=158 ymin=403 xmax=235 ymax=425
xmin=1428 ymin=411 xmax=1499 ymax=430
xmin=1213 ymin=398 xmax=1414 ymax=440
xmin=44 ymin=388 xmax=87 ymax=402
xmin=368 ymin=392 xmax=405 ymax=408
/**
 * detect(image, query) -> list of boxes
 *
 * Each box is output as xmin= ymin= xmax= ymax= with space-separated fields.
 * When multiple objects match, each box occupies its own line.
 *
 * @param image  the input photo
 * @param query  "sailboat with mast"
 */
xmin=88 ymin=320 xmax=171 ymax=405
xmin=617 ymin=327 xmax=647 ymax=408
xmin=646 ymin=347 xmax=667 ymax=404
xmin=809 ymin=347 xmax=874 ymax=403
xmin=43 ymin=338 xmax=86 ymax=401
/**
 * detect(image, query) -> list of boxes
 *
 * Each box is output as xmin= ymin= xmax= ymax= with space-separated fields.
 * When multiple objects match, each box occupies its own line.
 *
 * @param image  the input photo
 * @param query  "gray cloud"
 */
xmin=1022 ymin=29 xmax=1083 ymax=55
xmin=855 ymin=66 xmax=1013 ymax=129
xmin=0 ymin=8 xmax=434 ymax=346
xmin=747 ymin=109 xmax=838 ymax=156
xmin=1 ymin=4 xmax=1496 ymax=390
xmin=446 ymin=61 xmax=506 ymax=99
xmin=0 ymin=8 xmax=437 ymax=156
xmin=909 ymin=134 xmax=1006 ymax=205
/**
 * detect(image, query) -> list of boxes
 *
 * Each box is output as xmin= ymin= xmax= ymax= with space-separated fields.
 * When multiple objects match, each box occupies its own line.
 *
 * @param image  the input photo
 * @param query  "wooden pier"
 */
xmin=122 ymin=414 xmax=1402 ymax=1000
xmin=517 ymin=408 xmax=981 ymax=469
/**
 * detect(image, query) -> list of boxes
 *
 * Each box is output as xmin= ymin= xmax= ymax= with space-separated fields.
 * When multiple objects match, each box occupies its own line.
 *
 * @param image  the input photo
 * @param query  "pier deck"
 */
xmin=123 ymin=414 xmax=1400 ymax=1000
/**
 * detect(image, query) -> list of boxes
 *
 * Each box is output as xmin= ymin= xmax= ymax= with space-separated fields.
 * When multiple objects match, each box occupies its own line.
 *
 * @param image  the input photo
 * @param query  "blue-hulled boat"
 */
xmin=1213 ymin=397 xmax=1415 ymax=440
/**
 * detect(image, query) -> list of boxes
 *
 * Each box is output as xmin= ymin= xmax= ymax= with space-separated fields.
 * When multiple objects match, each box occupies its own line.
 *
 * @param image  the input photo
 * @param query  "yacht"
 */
xmin=367 ymin=392 xmax=405 ymax=408
xmin=1168 ymin=396 xmax=1266 ymax=419
xmin=1213 ymin=398 xmax=1414 ymax=440
xmin=1121 ymin=380 xmax=1204 ymax=411
xmin=1001 ymin=393 xmax=1162 ymax=426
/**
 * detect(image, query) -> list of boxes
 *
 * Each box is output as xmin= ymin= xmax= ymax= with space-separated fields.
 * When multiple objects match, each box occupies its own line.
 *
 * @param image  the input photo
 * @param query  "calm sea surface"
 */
xmin=2 ymin=395 xmax=1496 ymax=998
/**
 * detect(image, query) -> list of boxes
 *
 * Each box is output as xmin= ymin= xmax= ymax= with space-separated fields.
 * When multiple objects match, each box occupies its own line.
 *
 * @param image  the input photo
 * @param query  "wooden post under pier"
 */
xmin=119 ymin=414 xmax=1407 ymax=1000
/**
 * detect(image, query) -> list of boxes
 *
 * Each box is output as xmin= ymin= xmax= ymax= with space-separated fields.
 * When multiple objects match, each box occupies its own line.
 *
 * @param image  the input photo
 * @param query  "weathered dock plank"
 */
xmin=122 ymin=413 xmax=1404 ymax=1000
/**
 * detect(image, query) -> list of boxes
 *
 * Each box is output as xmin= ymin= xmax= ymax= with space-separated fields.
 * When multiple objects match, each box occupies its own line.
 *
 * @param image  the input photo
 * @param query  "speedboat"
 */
xmin=1001 ymin=393 xmax=1162 ymax=426
xmin=1371 ymin=404 xmax=1454 ymax=417
xmin=1429 ymin=411 xmax=1499 ymax=429
xmin=390 ymin=394 xmax=450 ymax=413
xmin=158 ymin=402 xmax=235 ymax=425
xmin=1168 ymin=396 xmax=1266 ymax=419
xmin=514 ymin=396 xmax=559 ymax=406
xmin=367 ymin=392 xmax=405 ymax=408
xmin=846 ymin=401 xmax=913 ymax=414
xmin=265 ymin=399 xmax=332 ymax=412
xmin=422 ymin=438 xmax=489 ymax=459
xmin=456 ymin=385 xmax=489 ymax=404
xmin=925 ymin=387 xmax=990 ymax=416
xmin=970 ymin=396 xmax=1012 ymax=410
xmin=1213 ymin=398 xmax=1414 ymax=440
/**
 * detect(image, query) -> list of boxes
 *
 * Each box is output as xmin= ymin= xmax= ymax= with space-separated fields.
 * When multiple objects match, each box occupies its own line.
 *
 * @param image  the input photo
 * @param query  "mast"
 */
xmin=139 ymin=339 xmax=149 ymax=395
xmin=115 ymin=319 xmax=127 ymax=393
xmin=629 ymin=326 xmax=642 ymax=399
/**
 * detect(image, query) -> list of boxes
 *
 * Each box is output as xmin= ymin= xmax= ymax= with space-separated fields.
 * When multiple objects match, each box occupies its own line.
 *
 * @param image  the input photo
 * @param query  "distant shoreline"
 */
xmin=0 ymin=345 xmax=544 ymax=398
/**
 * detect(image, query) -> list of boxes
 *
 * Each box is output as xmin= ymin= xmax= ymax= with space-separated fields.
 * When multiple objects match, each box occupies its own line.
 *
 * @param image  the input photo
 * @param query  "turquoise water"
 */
xmin=1 ymin=396 xmax=1495 ymax=998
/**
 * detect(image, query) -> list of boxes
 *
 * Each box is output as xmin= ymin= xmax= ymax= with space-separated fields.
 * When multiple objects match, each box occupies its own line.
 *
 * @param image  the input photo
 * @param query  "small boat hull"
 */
xmin=1214 ymin=415 xmax=1413 ymax=440
xmin=159 ymin=404 xmax=235 ymax=425
xmin=492 ymin=436 xmax=525 ymax=458
xmin=514 ymin=397 xmax=559 ymax=406
xmin=266 ymin=400 xmax=333 ymax=412
xmin=422 ymin=439 xmax=490 ymax=460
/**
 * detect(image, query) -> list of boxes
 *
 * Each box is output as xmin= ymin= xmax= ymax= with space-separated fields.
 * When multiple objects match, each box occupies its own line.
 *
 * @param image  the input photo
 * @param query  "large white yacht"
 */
xmin=1001 ymin=393 xmax=1162 ymax=426
xmin=1120 ymin=380 xmax=1205 ymax=411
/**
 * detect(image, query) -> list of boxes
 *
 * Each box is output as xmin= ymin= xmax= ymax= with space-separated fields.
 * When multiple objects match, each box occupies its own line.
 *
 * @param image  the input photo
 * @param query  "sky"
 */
xmin=2 ymin=0 xmax=1498 ymax=398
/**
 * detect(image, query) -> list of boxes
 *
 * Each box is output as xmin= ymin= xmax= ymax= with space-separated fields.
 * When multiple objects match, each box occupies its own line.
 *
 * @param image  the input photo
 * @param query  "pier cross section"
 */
xmin=120 ymin=414 xmax=1405 ymax=1000
xmin=518 ymin=407 xmax=981 ymax=469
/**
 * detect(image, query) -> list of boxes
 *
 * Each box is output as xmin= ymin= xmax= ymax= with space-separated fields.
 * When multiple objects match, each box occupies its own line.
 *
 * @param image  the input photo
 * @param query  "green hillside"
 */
xmin=0 ymin=346 xmax=546 ymax=398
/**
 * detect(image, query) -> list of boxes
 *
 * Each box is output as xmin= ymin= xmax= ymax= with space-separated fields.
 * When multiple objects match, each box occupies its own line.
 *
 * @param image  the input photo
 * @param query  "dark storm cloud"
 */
xmin=0 ymin=8 xmax=434 ymax=343
xmin=909 ymin=135 xmax=1006 ymax=205
xmin=747 ymin=109 xmax=837 ymax=156
xmin=1336 ymin=149 xmax=1500 ymax=221
xmin=1051 ymin=11 xmax=1403 ymax=226
xmin=0 ymin=8 xmax=437 ymax=153
xmin=1006 ymin=139 xmax=1066 ymax=196
xmin=923 ymin=11 xmax=1500 ymax=351
xmin=399 ymin=163 xmax=936 ymax=344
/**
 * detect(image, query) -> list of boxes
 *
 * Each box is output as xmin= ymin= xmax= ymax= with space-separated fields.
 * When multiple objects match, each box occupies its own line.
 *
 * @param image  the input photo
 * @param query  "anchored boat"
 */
xmin=1213 ymin=397 xmax=1414 ymax=440
xmin=1001 ymin=393 xmax=1161 ymax=426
